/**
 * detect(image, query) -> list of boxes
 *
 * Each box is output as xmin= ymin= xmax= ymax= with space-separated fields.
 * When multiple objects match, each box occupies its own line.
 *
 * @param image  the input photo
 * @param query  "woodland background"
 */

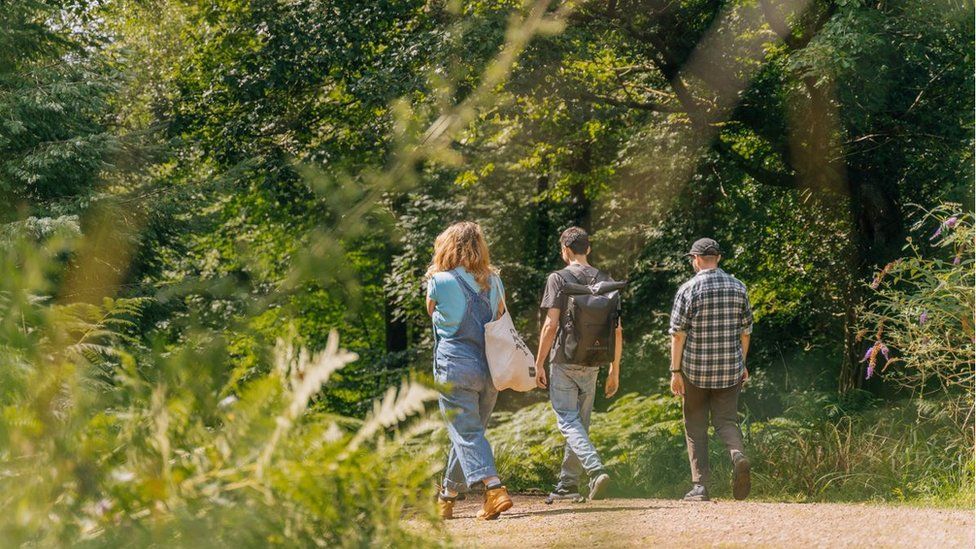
xmin=0 ymin=0 xmax=972 ymax=546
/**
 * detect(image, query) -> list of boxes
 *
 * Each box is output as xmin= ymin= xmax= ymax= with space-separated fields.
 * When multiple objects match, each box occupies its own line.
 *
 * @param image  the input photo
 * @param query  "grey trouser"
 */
xmin=682 ymin=376 xmax=746 ymax=485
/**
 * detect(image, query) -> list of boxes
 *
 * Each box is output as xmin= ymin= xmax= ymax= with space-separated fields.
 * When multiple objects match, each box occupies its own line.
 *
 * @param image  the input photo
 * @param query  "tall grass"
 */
xmin=746 ymin=401 xmax=973 ymax=504
xmin=489 ymin=391 xmax=974 ymax=505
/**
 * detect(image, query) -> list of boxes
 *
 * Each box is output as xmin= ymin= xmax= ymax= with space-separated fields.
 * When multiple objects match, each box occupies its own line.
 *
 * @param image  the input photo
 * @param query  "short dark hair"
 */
xmin=560 ymin=226 xmax=590 ymax=255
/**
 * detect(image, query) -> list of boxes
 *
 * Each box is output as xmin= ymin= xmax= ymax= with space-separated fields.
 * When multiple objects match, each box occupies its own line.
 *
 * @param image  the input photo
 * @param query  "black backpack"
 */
xmin=556 ymin=267 xmax=626 ymax=366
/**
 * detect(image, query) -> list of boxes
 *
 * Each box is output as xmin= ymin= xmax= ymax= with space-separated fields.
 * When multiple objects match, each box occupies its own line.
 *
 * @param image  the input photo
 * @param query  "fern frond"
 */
xmin=343 ymin=380 xmax=438 ymax=457
xmin=255 ymin=330 xmax=358 ymax=480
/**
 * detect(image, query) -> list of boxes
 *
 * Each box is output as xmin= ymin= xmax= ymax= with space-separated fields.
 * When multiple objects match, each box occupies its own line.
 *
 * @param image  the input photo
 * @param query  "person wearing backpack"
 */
xmin=535 ymin=226 xmax=624 ymax=502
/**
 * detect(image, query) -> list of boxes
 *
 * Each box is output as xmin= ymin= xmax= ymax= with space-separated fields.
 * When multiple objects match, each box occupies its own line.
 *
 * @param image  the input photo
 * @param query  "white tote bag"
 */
xmin=484 ymin=305 xmax=537 ymax=392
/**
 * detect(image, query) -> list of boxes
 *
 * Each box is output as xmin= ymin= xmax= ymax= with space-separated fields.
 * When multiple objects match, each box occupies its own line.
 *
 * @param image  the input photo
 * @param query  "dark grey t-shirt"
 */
xmin=539 ymin=264 xmax=606 ymax=363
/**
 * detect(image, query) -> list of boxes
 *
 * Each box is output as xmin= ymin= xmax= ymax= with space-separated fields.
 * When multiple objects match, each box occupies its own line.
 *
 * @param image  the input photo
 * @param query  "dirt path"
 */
xmin=443 ymin=495 xmax=973 ymax=548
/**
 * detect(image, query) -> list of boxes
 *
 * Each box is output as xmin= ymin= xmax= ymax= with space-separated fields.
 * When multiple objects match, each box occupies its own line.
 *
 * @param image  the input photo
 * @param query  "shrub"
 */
xmin=489 ymin=393 xmax=688 ymax=498
xmin=489 ymin=390 xmax=973 ymax=505
xmin=0 ymin=234 xmax=444 ymax=547
xmin=860 ymin=204 xmax=974 ymax=425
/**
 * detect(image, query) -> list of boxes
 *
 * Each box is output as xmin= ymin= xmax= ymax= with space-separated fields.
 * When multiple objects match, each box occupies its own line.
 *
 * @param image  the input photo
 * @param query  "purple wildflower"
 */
xmin=860 ymin=345 xmax=874 ymax=363
xmin=919 ymin=312 xmax=928 ymax=325
xmin=866 ymin=364 xmax=875 ymax=380
xmin=953 ymin=255 xmax=961 ymax=265
xmin=879 ymin=343 xmax=889 ymax=361
xmin=931 ymin=217 xmax=960 ymax=240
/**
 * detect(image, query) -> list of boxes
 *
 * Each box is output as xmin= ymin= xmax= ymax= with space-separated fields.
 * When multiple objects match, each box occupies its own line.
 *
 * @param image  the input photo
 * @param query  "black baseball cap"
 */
xmin=686 ymin=238 xmax=723 ymax=256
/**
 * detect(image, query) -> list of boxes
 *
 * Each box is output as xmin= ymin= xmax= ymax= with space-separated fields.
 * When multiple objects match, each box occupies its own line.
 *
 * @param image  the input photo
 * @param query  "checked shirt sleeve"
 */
xmin=669 ymin=285 xmax=693 ymax=335
xmin=739 ymin=289 xmax=754 ymax=335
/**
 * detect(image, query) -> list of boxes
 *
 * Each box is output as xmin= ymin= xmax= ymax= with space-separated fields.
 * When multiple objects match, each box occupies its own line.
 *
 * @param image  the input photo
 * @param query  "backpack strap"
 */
xmin=554 ymin=266 xmax=600 ymax=318
xmin=556 ymin=268 xmax=582 ymax=286
xmin=559 ymin=265 xmax=601 ymax=286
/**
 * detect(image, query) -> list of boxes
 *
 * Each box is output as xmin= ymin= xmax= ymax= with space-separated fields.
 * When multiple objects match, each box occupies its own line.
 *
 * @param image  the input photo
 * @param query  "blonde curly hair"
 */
xmin=425 ymin=221 xmax=496 ymax=290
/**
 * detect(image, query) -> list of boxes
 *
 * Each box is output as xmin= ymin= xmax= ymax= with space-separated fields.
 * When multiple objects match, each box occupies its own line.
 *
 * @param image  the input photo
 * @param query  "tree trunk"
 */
xmin=569 ymin=142 xmax=593 ymax=231
xmin=535 ymin=174 xmax=552 ymax=265
xmin=837 ymin=170 xmax=904 ymax=391
xmin=534 ymin=174 xmax=553 ymax=330
xmin=384 ymin=293 xmax=408 ymax=353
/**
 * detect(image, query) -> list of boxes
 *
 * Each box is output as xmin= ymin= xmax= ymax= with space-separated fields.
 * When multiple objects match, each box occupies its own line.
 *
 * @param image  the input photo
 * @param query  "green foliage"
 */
xmin=97 ymin=0 xmax=973 ymax=405
xmin=0 ymin=229 xmax=444 ymax=546
xmin=0 ymin=3 xmax=583 ymax=546
xmin=749 ymin=394 xmax=973 ymax=505
xmin=861 ymin=204 xmax=975 ymax=424
xmin=1 ymin=1 xmax=972 ymax=545
xmin=490 ymin=389 xmax=974 ymax=505
xmin=0 ymin=1 xmax=127 ymax=215
xmin=397 ymin=0 xmax=975 ymax=400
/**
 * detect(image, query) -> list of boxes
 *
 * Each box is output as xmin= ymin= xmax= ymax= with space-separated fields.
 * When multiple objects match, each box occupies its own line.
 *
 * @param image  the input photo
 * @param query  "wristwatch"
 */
xmin=669 ymin=368 xmax=681 ymax=373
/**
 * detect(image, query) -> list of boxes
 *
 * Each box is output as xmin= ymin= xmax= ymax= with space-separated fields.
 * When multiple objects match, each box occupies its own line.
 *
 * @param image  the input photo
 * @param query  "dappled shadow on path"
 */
xmin=501 ymin=505 xmax=663 ymax=519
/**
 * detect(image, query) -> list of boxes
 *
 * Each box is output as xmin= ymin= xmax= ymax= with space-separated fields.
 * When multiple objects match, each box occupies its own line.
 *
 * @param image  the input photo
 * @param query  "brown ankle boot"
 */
xmin=476 ymin=485 xmax=513 ymax=520
xmin=437 ymin=496 xmax=455 ymax=520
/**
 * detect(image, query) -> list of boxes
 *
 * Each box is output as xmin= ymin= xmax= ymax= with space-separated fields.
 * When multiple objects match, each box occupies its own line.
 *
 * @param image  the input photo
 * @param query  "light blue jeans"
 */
xmin=550 ymin=363 xmax=603 ymax=488
xmin=435 ymin=356 xmax=499 ymax=491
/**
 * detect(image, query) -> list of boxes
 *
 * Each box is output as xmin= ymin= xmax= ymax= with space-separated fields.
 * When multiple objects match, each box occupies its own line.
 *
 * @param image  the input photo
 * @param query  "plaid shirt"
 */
xmin=669 ymin=268 xmax=753 ymax=389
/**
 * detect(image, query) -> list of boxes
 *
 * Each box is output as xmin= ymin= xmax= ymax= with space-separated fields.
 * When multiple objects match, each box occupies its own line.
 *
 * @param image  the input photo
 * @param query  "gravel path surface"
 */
xmin=443 ymin=495 xmax=974 ymax=548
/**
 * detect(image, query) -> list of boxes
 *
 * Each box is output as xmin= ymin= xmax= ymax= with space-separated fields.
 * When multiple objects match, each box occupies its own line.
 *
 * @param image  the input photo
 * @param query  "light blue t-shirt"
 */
xmin=427 ymin=267 xmax=504 ymax=338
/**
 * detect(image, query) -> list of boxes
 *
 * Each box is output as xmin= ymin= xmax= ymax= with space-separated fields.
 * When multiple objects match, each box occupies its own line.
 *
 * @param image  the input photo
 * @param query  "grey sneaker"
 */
xmin=732 ymin=452 xmax=751 ymax=500
xmin=683 ymin=484 xmax=709 ymax=502
xmin=587 ymin=470 xmax=611 ymax=500
xmin=545 ymin=484 xmax=582 ymax=504
xmin=550 ymin=484 xmax=579 ymax=498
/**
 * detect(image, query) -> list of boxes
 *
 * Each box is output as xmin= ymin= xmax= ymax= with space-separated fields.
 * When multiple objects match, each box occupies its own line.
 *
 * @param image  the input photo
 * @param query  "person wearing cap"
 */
xmin=669 ymin=238 xmax=754 ymax=502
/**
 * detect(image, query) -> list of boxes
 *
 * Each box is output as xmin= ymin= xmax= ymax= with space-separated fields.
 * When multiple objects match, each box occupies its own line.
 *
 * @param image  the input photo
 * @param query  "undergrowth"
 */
xmin=489 ymin=391 xmax=974 ymax=506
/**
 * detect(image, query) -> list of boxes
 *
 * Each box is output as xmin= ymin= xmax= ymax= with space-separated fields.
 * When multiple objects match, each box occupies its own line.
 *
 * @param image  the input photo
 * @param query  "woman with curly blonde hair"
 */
xmin=426 ymin=221 xmax=513 ymax=520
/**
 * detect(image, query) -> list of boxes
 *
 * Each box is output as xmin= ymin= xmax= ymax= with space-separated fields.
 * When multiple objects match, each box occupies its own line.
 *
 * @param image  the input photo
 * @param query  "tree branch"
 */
xmin=578 ymin=91 xmax=683 ymax=113
xmin=761 ymin=0 xmax=838 ymax=52
xmin=714 ymin=138 xmax=795 ymax=188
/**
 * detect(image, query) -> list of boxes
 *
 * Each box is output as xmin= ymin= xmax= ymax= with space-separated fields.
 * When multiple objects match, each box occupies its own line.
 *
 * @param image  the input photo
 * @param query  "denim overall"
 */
xmin=434 ymin=269 xmax=499 ymax=492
